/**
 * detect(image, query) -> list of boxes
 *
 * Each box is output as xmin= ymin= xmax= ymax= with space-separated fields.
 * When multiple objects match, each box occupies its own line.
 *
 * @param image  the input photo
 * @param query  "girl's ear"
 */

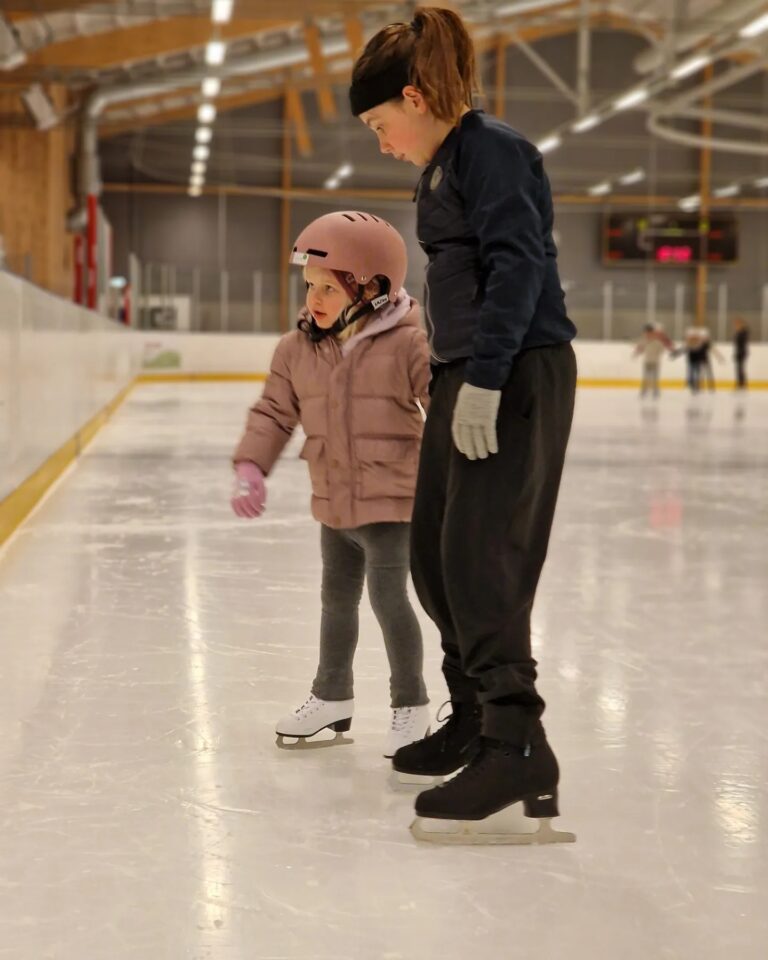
xmin=402 ymin=85 xmax=428 ymax=114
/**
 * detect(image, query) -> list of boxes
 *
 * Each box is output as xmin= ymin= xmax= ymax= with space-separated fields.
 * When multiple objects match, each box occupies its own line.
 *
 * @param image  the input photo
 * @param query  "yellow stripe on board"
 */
xmin=0 ymin=382 xmax=135 ymax=548
xmin=2 ymin=371 xmax=766 ymax=548
xmin=136 ymin=372 xmax=269 ymax=384
xmin=577 ymin=378 xmax=768 ymax=390
xmin=136 ymin=371 xmax=768 ymax=390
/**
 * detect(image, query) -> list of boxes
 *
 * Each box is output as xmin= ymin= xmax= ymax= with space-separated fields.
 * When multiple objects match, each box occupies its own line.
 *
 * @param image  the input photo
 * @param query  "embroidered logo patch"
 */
xmin=290 ymin=250 xmax=309 ymax=265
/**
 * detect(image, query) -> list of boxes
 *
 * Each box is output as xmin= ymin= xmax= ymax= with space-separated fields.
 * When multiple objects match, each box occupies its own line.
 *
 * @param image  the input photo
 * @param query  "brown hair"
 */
xmin=351 ymin=6 xmax=481 ymax=125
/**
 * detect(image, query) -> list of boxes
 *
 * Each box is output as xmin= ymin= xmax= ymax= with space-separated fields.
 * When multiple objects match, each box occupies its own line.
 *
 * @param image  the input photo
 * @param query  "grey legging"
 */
xmin=312 ymin=522 xmax=428 ymax=708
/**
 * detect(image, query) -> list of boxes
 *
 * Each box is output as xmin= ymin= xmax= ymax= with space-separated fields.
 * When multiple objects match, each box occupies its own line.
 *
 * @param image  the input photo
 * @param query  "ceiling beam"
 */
xmin=304 ymin=22 xmax=336 ymax=121
xmin=286 ymin=85 xmax=312 ymax=156
xmin=100 ymin=85 xmax=283 ymax=137
xmin=100 ymin=181 xmax=768 ymax=211
xmin=5 ymin=2 xmax=100 ymax=17
xmin=344 ymin=15 xmax=365 ymax=61
xmin=22 ymin=17 xmax=292 ymax=71
xmin=97 ymin=58 xmax=352 ymax=137
xmin=103 ymin=181 xmax=414 ymax=201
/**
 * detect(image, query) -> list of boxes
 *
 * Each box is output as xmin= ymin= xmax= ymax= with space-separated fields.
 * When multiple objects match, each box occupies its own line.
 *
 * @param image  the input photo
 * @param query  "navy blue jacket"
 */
xmin=415 ymin=109 xmax=576 ymax=390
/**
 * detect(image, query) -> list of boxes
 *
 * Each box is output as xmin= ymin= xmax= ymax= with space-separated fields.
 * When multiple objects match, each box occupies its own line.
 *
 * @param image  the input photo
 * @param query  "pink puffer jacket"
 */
xmin=233 ymin=291 xmax=431 ymax=530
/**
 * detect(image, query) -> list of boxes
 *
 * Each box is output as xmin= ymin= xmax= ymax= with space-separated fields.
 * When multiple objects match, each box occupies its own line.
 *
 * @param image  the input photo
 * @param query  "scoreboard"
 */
xmin=603 ymin=212 xmax=738 ymax=265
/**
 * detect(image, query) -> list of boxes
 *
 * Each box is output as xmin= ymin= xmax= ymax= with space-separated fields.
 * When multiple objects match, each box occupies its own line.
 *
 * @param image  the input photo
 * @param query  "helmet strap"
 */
xmin=307 ymin=279 xmax=391 ymax=341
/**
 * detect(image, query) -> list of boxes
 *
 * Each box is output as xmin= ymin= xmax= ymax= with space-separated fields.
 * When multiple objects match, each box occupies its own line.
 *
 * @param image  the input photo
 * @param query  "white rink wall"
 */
xmin=3 ymin=270 xmax=768 ymax=504
xmin=137 ymin=331 xmax=768 ymax=384
xmin=0 ymin=272 xmax=142 ymax=500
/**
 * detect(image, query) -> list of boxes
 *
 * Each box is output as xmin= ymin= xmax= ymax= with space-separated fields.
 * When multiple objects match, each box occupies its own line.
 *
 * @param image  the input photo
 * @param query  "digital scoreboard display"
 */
xmin=603 ymin=213 xmax=738 ymax=266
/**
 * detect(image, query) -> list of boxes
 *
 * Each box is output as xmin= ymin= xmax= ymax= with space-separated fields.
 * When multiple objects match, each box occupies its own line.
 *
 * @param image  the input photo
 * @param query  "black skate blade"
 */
xmin=275 ymin=731 xmax=354 ymax=751
xmin=410 ymin=804 xmax=576 ymax=845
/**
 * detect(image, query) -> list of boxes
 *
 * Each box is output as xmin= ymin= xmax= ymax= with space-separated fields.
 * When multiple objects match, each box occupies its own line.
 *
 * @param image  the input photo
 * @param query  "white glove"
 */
xmin=451 ymin=383 xmax=502 ymax=460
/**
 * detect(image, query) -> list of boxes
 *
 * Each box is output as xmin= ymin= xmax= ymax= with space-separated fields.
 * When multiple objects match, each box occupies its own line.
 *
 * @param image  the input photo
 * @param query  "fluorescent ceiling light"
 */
xmin=739 ymin=12 xmax=768 ymax=39
xmin=755 ymin=176 xmax=768 ymax=189
xmin=588 ymin=181 xmax=611 ymax=196
xmin=191 ymin=160 xmax=206 ymax=175
xmin=337 ymin=163 xmax=353 ymax=178
xmin=537 ymin=134 xmax=562 ymax=154
xmin=572 ymin=114 xmax=600 ymax=133
xmin=190 ymin=176 xmax=205 ymax=189
xmin=614 ymin=88 xmax=649 ymax=111
xmin=671 ymin=55 xmax=711 ymax=80
xmin=20 ymin=83 xmax=59 ymax=130
xmin=619 ymin=168 xmax=645 ymax=186
xmin=205 ymin=41 xmax=226 ymax=66
xmin=678 ymin=194 xmax=700 ymax=210
xmin=211 ymin=0 xmax=234 ymax=24
xmin=193 ymin=145 xmax=210 ymax=161
xmin=496 ymin=0 xmax=565 ymax=15
xmin=0 ymin=15 xmax=27 ymax=70
xmin=713 ymin=184 xmax=739 ymax=198
xmin=197 ymin=103 xmax=217 ymax=124
xmin=189 ymin=186 xmax=203 ymax=198
xmin=202 ymin=77 xmax=221 ymax=98
xmin=324 ymin=177 xmax=341 ymax=190
xmin=195 ymin=127 xmax=213 ymax=144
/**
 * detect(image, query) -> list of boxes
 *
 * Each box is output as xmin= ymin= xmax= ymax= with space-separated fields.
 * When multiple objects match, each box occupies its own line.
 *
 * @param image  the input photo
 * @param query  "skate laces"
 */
xmin=391 ymin=707 xmax=415 ymax=732
xmin=457 ymin=737 xmax=493 ymax=777
xmin=435 ymin=700 xmax=453 ymax=724
xmin=294 ymin=694 xmax=319 ymax=718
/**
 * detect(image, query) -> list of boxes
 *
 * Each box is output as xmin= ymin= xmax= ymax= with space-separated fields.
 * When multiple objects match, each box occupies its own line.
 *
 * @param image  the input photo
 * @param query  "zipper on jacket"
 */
xmin=346 ymin=347 xmax=357 ymax=528
xmin=424 ymin=260 xmax=449 ymax=364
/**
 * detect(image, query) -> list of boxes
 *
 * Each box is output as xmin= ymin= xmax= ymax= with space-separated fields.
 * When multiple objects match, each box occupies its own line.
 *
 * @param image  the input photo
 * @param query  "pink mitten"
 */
xmin=231 ymin=461 xmax=267 ymax=519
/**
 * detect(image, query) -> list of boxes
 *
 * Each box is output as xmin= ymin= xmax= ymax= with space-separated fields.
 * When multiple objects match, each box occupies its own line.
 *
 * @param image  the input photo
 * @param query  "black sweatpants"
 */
xmin=410 ymin=343 xmax=577 ymax=746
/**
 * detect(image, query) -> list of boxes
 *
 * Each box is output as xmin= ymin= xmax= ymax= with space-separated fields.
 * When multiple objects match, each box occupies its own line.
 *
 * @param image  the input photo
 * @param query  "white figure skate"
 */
xmin=275 ymin=694 xmax=354 ymax=750
xmin=384 ymin=705 xmax=432 ymax=758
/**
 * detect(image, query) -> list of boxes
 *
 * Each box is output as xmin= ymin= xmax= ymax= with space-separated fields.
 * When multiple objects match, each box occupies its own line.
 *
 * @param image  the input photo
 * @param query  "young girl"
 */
xmin=231 ymin=211 xmax=431 ymax=757
xmin=350 ymin=7 xmax=578 ymax=842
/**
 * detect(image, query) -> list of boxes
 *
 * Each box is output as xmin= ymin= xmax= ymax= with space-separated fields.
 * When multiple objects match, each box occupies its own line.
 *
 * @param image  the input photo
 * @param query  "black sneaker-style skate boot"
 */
xmin=415 ymin=735 xmax=560 ymax=820
xmin=410 ymin=736 xmax=576 ymax=845
xmin=391 ymin=701 xmax=481 ymax=777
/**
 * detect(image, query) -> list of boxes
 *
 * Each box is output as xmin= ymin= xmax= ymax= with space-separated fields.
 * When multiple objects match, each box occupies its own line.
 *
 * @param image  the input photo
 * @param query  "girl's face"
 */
xmin=304 ymin=267 xmax=350 ymax=329
xmin=359 ymin=87 xmax=448 ymax=167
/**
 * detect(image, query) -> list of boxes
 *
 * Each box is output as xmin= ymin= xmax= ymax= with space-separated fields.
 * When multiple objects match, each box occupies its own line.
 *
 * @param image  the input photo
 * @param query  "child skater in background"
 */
xmin=633 ymin=323 xmax=674 ymax=399
xmin=231 ymin=211 xmax=432 ymax=758
xmin=350 ymin=5 xmax=578 ymax=844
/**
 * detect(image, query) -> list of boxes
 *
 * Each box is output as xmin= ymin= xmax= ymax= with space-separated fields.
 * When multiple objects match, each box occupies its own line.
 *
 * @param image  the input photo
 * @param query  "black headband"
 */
xmin=349 ymin=56 xmax=412 ymax=116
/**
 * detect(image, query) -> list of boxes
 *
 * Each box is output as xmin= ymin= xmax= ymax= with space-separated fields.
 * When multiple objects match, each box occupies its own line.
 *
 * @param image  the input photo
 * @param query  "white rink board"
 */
xmin=0 ymin=273 xmax=141 ymax=500
xmin=137 ymin=331 xmax=768 ymax=383
xmin=3 ymin=271 xmax=767 ymax=506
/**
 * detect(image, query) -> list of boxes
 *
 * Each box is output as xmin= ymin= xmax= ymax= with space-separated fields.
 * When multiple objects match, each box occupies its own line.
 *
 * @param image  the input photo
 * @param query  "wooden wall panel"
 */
xmin=0 ymin=86 xmax=74 ymax=297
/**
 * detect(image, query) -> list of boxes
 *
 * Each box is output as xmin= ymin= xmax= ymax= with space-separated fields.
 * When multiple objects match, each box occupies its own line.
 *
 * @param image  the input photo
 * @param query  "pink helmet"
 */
xmin=290 ymin=211 xmax=407 ymax=303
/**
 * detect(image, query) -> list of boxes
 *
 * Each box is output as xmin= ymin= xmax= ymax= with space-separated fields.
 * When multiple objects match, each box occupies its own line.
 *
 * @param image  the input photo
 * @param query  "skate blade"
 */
xmin=275 ymin=732 xmax=354 ymax=751
xmin=387 ymin=771 xmax=444 ymax=793
xmin=410 ymin=805 xmax=576 ymax=845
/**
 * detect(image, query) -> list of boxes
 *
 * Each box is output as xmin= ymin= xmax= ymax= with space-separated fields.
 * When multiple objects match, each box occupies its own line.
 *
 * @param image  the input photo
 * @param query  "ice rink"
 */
xmin=1 ymin=382 xmax=766 ymax=960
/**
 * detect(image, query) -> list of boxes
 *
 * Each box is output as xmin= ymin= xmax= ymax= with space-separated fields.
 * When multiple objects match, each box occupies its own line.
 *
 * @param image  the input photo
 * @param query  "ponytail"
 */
xmin=410 ymin=7 xmax=478 ymax=124
xmin=350 ymin=5 xmax=481 ymax=124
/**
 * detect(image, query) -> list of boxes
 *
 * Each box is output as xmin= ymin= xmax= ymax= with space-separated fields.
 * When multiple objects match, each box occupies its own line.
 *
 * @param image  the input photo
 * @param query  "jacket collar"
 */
xmin=341 ymin=290 xmax=413 ymax=356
